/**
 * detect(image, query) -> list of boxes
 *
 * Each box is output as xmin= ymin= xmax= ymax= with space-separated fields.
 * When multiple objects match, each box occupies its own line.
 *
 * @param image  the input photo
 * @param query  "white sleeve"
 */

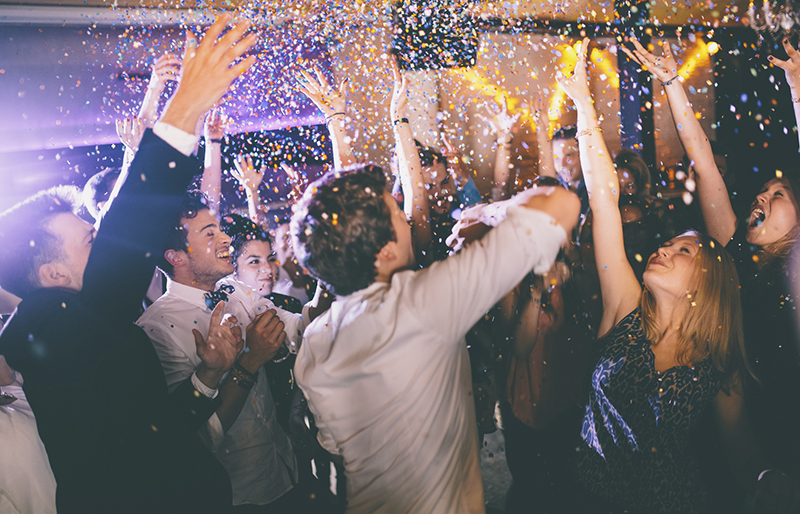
xmin=252 ymin=297 xmax=305 ymax=354
xmin=406 ymin=206 xmax=567 ymax=343
xmin=152 ymin=122 xmax=200 ymax=157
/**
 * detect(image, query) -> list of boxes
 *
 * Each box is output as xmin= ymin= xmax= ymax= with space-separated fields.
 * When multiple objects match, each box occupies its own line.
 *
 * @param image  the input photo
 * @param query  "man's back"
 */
xmin=296 ymin=206 xmax=569 ymax=514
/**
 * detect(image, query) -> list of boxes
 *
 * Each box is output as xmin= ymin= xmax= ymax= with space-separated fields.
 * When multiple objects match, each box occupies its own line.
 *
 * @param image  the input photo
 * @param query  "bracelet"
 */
xmin=208 ymin=137 xmax=224 ymax=144
xmin=792 ymin=97 xmax=800 ymax=103
xmin=576 ymin=126 xmax=603 ymax=138
xmin=233 ymin=361 xmax=258 ymax=382
xmin=325 ymin=112 xmax=346 ymax=123
xmin=392 ymin=118 xmax=409 ymax=126
xmin=231 ymin=373 xmax=255 ymax=390
xmin=662 ymin=75 xmax=681 ymax=86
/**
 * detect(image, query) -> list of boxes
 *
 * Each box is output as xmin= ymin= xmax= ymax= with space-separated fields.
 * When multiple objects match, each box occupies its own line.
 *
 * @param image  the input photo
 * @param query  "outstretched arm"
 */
xmin=534 ymin=93 xmax=556 ymax=179
xmin=201 ymin=108 xmax=225 ymax=212
xmin=478 ymin=97 xmax=520 ymax=200
xmin=390 ymin=57 xmax=432 ymax=255
xmin=623 ymin=38 xmax=736 ymax=244
xmin=297 ymin=68 xmax=355 ymax=170
xmin=558 ymin=38 xmax=641 ymax=336
xmin=768 ymin=38 xmax=800 ymax=150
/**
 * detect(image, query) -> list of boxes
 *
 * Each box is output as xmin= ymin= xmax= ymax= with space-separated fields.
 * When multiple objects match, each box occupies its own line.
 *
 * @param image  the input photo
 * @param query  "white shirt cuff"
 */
xmin=191 ymin=371 xmax=219 ymax=400
xmin=153 ymin=121 xmax=200 ymax=157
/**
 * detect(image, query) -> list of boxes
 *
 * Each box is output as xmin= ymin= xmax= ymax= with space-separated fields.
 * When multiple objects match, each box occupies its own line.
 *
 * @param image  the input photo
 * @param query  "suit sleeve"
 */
xmin=81 ymin=129 xmax=202 ymax=324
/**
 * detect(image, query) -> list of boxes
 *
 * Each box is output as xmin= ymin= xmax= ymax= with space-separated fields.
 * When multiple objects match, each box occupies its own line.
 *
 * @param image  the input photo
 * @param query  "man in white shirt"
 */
xmin=137 ymin=192 xmax=309 ymax=511
xmin=290 ymin=165 xmax=580 ymax=513
xmin=0 ymin=356 xmax=56 ymax=514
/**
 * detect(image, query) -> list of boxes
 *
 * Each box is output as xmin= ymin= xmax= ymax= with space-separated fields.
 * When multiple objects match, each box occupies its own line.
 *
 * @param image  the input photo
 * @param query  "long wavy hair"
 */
xmin=640 ymin=231 xmax=750 ymax=390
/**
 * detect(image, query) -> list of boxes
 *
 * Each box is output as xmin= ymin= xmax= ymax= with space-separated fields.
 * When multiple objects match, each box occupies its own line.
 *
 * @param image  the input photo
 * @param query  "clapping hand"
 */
xmin=621 ymin=37 xmax=680 ymax=84
xmin=194 ymin=301 xmax=244 ymax=374
xmin=239 ymin=309 xmax=287 ymax=371
xmin=232 ymin=154 xmax=266 ymax=193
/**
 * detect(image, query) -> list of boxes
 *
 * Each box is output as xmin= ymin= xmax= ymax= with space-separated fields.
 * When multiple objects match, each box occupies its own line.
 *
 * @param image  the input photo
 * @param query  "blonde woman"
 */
xmin=558 ymin=39 xmax=797 ymax=513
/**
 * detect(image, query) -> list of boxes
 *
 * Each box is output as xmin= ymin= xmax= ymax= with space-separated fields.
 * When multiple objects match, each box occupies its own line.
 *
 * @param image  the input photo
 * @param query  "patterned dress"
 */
xmin=574 ymin=309 xmax=721 ymax=514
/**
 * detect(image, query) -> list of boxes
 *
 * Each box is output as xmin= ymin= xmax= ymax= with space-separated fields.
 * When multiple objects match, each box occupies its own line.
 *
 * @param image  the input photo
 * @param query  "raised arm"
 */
xmin=390 ymin=57 xmax=432 ymax=255
xmin=623 ymin=38 xmax=736 ymax=244
xmin=231 ymin=154 xmax=266 ymax=223
xmin=558 ymin=38 xmax=640 ymax=336
xmin=768 ymin=38 xmax=800 ymax=150
xmin=533 ymin=93 xmax=557 ymax=179
xmin=201 ymin=108 xmax=225 ymax=212
xmin=115 ymin=116 xmax=145 ymax=172
xmin=139 ymin=53 xmax=181 ymax=127
xmin=297 ymin=68 xmax=355 ymax=169
xmin=478 ymin=97 xmax=520 ymax=201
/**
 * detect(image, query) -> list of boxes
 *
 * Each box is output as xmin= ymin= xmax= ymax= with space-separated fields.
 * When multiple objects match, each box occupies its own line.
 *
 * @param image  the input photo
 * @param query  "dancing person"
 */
xmin=624 ymin=36 xmax=800 ymax=501
xmin=562 ymin=37 xmax=797 ymax=513
xmin=0 ymin=14 xmax=258 ymax=513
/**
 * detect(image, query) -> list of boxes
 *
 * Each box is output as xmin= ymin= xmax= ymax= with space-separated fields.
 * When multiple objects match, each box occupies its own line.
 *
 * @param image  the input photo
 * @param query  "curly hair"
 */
xmin=291 ymin=165 xmax=395 ymax=296
xmin=0 ymin=186 xmax=81 ymax=298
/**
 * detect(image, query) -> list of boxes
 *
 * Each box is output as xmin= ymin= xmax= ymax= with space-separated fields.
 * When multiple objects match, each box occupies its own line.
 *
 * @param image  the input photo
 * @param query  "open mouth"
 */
xmin=749 ymin=208 xmax=765 ymax=228
xmin=216 ymin=249 xmax=231 ymax=260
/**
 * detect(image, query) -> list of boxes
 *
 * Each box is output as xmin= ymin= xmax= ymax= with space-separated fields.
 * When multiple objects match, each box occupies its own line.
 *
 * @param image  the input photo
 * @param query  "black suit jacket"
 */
xmin=0 ymin=130 xmax=232 ymax=513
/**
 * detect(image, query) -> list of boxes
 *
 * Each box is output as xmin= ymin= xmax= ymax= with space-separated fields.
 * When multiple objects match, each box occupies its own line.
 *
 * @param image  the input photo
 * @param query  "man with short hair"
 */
xmin=137 ymin=191 xmax=307 ymax=511
xmin=0 ymin=14 xmax=257 ymax=513
xmin=290 ymin=165 xmax=580 ymax=513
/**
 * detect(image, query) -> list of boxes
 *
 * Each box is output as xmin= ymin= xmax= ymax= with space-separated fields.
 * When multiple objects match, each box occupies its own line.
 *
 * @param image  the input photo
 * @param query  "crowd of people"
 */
xmin=0 ymin=12 xmax=799 ymax=514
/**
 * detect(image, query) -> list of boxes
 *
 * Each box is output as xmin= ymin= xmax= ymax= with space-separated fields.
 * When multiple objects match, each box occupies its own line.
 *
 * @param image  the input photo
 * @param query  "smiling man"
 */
xmin=136 ymin=191 xmax=309 ymax=512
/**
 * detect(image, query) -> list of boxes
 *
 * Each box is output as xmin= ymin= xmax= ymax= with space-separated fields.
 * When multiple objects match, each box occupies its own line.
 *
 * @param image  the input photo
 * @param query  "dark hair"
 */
xmin=220 ymin=213 xmax=272 ymax=275
xmin=615 ymin=148 xmax=652 ymax=198
xmin=0 ymin=186 xmax=81 ymax=298
xmin=291 ymin=165 xmax=395 ymax=296
xmin=414 ymin=140 xmax=444 ymax=169
xmin=551 ymin=125 xmax=577 ymax=141
xmin=82 ymin=167 xmax=121 ymax=221
xmin=159 ymin=190 xmax=210 ymax=278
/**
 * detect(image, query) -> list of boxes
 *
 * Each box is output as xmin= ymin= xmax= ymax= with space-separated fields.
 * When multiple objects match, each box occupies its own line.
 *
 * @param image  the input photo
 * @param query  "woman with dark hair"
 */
xmin=559 ymin=38 xmax=796 ymax=513
xmin=625 ymin=37 xmax=800 ymax=502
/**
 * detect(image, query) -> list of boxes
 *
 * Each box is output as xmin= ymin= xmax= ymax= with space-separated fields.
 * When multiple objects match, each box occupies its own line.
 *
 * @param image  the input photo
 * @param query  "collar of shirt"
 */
xmin=164 ymin=278 xmax=217 ymax=312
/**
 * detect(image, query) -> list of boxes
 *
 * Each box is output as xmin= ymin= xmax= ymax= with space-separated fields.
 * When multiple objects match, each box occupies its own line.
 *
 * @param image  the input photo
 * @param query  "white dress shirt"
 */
xmin=0 ymin=379 xmax=57 ymax=514
xmin=295 ymin=206 xmax=567 ymax=514
xmin=136 ymin=276 xmax=303 ymax=506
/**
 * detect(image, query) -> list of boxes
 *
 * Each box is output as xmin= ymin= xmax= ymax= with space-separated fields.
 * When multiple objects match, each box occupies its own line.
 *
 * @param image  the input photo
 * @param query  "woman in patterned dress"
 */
xmin=556 ymin=38 xmax=798 ymax=513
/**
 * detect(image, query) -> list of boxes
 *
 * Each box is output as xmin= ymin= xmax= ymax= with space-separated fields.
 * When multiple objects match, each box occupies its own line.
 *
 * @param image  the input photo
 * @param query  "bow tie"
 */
xmin=204 ymin=284 xmax=235 ymax=309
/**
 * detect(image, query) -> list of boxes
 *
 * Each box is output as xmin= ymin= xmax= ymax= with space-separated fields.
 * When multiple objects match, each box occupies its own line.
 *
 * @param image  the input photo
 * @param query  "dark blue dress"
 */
xmin=575 ymin=309 xmax=721 ymax=514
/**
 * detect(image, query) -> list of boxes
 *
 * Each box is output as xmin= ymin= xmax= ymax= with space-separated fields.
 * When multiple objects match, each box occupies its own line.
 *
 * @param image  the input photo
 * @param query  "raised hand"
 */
xmin=115 ymin=116 xmax=145 ymax=151
xmin=204 ymin=107 xmax=227 ymax=141
xmin=297 ymin=66 xmax=348 ymax=118
xmin=621 ymin=38 xmax=680 ymax=84
xmin=238 ymin=309 xmax=287 ymax=372
xmin=477 ymin=96 xmax=520 ymax=142
xmin=193 ymin=301 xmax=244 ymax=374
xmin=280 ymin=163 xmax=307 ymax=203
xmin=160 ymin=12 xmax=257 ymax=134
xmin=556 ymin=37 xmax=592 ymax=105
xmin=148 ymin=53 xmax=181 ymax=92
xmin=232 ymin=154 xmax=266 ymax=193
xmin=390 ymin=56 xmax=410 ymax=122
xmin=769 ymin=38 xmax=800 ymax=90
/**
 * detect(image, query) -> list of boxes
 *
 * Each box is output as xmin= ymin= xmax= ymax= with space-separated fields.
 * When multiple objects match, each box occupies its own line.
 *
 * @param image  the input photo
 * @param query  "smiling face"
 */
xmin=235 ymin=239 xmax=278 ymax=295
xmin=642 ymin=234 xmax=701 ymax=298
xmin=747 ymin=178 xmax=800 ymax=247
xmin=181 ymin=209 xmax=233 ymax=289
